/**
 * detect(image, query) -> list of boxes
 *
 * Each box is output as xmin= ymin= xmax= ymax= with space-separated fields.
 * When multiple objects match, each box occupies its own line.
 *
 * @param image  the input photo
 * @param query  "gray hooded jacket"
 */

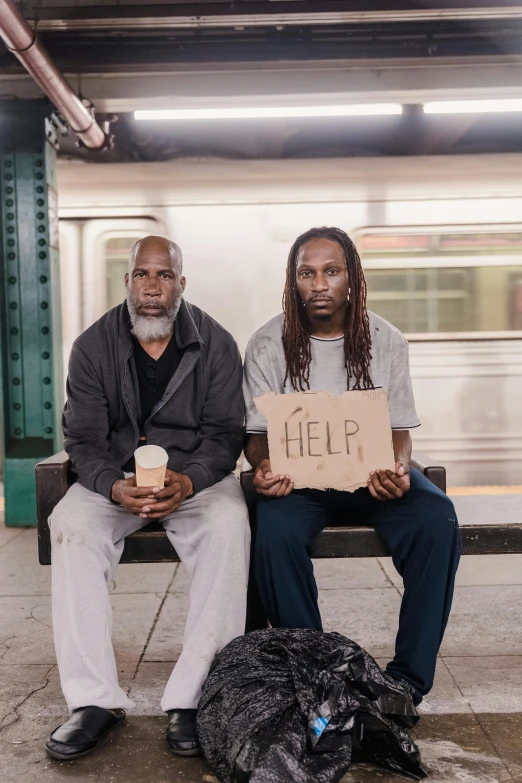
xmin=63 ymin=299 xmax=244 ymax=499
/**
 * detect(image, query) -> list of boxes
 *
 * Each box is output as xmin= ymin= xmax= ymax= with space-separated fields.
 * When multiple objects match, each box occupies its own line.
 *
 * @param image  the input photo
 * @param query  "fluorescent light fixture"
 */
xmin=424 ymin=99 xmax=522 ymax=114
xmin=134 ymin=104 xmax=403 ymax=121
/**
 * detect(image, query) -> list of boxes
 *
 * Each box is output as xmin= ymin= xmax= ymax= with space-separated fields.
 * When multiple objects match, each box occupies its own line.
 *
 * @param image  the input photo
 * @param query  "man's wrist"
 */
xmin=111 ymin=479 xmax=123 ymax=504
xmin=182 ymin=474 xmax=194 ymax=498
xmin=245 ymin=434 xmax=270 ymax=470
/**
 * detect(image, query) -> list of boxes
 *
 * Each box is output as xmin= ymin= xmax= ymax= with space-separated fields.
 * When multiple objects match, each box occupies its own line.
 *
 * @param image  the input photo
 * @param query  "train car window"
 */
xmin=105 ymin=237 xmax=135 ymax=312
xmin=359 ymin=232 xmax=522 ymax=258
xmin=364 ymin=267 xmax=474 ymax=334
xmin=357 ymin=229 xmax=522 ymax=336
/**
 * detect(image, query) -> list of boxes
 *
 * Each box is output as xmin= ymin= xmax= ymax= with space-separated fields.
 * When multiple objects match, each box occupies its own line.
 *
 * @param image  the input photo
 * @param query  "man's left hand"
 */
xmin=139 ymin=469 xmax=194 ymax=519
xmin=367 ymin=462 xmax=410 ymax=501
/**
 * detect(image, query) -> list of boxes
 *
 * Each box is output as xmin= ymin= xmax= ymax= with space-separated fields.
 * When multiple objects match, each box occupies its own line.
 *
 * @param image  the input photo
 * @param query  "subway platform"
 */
xmin=1 ymin=487 xmax=522 ymax=783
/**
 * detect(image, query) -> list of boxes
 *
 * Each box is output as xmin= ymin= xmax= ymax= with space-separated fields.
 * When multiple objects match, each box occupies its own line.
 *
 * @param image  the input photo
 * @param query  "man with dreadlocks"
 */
xmin=243 ymin=226 xmax=460 ymax=707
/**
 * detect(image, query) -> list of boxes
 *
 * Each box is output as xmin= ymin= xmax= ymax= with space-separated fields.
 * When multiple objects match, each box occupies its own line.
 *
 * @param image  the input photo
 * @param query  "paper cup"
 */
xmin=134 ymin=445 xmax=168 ymax=488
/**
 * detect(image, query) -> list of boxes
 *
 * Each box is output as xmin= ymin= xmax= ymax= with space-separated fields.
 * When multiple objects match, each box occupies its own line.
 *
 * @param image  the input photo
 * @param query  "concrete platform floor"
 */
xmin=2 ymin=491 xmax=522 ymax=782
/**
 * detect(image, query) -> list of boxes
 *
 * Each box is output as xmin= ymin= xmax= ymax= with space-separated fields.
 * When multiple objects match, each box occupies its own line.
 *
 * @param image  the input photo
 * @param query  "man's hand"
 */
xmin=137 ymin=469 xmax=194 ymax=519
xmin=367 ymin=462 xmax=410 ymax=501
xmin=111 ymin=471 xmax=193 ymax=518
xmin=253 ymin=458 xmax=294 ymax=497
xmin=111 ymin=476 xmax=159 ymax=515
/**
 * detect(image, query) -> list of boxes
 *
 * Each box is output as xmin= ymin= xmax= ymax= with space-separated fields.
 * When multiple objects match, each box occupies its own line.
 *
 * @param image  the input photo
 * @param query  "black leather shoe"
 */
xmin=45 ymin=706 xmax=126 ymax=760
xmin=166 ymin=709 xmax=201 ymax=757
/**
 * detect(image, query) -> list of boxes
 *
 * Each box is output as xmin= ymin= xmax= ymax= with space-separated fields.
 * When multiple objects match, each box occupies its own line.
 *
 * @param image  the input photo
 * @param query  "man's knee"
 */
xmin=413 ymin=490 xmax=459 ymax=547
xmin=428 ymin=491 xmax=457 ymax=526
xmin=50 ymin=511 xmax=98 ymax=554
xmin=49 ymin=495 xmax=85 ymax=547
xmin=256 ymin=497 xmax=309 ymax=551
xmin=49 ymin=487 xmax=106 ymax=551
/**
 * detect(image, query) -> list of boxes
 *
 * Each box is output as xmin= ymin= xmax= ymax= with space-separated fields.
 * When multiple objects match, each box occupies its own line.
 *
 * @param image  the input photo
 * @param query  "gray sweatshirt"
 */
xmin=63 ymin=299 xmax=244 ymax=499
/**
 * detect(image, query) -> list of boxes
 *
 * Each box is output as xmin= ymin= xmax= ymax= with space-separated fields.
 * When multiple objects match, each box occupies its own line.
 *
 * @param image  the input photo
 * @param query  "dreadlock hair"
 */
xmin=282 ymin=226 xmax=373 ymax=392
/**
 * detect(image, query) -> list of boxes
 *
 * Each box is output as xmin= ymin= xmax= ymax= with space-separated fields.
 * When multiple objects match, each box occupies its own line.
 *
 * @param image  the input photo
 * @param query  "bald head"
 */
xmin=129 ymin=235 xmax=183 ymax=275
xmin=125 ymin=234 xmax=186 ymax=343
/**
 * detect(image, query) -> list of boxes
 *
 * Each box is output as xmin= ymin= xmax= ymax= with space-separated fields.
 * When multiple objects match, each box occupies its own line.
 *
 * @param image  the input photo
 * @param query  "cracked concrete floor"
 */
xmin=2 ymin=494 xmax=522 ymax=782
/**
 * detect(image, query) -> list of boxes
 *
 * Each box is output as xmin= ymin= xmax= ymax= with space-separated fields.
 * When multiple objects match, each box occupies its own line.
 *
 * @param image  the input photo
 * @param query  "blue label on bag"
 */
xmin=313 ymin=716 xmax=330 ymax=737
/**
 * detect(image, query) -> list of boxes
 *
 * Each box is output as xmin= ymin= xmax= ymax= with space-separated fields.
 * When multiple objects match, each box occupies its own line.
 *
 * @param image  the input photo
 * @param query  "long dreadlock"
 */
xmin=282 ymin=226 xmax=373 ymax=392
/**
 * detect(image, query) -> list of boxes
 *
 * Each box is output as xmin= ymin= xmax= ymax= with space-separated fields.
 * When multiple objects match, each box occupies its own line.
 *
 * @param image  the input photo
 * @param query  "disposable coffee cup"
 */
xmin=134 ymin=445 xmax=168 ymax=488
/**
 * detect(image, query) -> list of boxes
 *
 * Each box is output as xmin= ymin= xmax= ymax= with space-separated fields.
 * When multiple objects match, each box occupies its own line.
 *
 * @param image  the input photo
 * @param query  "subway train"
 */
xmin=56 ymin=153 xmax=522 ymax=487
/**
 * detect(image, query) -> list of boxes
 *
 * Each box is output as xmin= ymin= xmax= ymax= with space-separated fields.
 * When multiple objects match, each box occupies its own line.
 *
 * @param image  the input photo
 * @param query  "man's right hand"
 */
xmin=111 ymin=476 xmax=158 ymax=515
xmin=253 ymin=458 xmax=294 ymax=497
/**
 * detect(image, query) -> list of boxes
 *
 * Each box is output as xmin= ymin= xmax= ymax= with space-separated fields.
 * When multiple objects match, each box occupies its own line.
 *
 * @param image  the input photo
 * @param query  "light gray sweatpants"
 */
xmin=49 ymin=474 xmax=250 ymax=714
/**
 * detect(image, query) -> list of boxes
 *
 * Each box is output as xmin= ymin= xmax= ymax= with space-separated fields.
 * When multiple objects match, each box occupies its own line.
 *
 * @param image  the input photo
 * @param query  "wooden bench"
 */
xmin=35 ymin=451 xmax=522 ymax=629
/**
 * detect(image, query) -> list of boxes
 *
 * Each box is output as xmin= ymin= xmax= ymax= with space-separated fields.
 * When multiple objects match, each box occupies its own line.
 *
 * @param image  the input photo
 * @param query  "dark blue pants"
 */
xmin=254 ymin=468 xmax=460 ymax=699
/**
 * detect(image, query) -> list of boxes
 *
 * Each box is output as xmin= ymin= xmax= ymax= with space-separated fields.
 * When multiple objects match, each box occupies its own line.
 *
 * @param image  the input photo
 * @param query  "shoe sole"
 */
xmin=45 ymin=718 xmax=124 ymax=761
xmin=45 ymin=743 xmax=101 ymax=761
xmin=166 ymin=738 xmax=202 ymax=758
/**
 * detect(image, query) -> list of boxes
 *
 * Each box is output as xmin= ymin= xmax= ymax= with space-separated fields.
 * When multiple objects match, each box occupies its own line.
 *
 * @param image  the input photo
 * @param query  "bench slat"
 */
xmin=116 ymin=523 xmax=522 ymax=563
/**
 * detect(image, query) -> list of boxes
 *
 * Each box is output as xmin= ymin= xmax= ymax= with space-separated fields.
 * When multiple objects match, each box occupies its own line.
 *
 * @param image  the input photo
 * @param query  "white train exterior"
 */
xmin=56 ymin=154 xmax=522 ymax=487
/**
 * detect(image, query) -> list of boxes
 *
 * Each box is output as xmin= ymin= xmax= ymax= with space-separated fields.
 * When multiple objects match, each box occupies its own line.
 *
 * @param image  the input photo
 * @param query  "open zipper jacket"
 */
xmin=62 ymin=299 xmax=245 ymax=499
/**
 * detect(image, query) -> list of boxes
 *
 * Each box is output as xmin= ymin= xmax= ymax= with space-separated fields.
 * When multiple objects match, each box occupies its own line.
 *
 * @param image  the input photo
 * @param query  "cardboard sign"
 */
xmin=254 ymin=389 xmax=395 ymax=492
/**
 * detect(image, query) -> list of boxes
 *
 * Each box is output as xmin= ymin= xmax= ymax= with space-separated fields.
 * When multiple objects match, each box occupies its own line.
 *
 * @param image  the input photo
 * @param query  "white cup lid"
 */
xmin=134 ymin=444 xmax=169 ymax=469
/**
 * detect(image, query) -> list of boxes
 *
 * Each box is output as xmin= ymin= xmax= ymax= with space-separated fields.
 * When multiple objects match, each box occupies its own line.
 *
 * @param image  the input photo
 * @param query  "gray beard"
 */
xmin=126 ymin=292 xmax=183 ymax=342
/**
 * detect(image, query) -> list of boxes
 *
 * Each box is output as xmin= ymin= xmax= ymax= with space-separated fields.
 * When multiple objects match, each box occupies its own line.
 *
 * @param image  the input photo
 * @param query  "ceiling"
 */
xmin=2 ymin=1 xmax=522 ymax=161
xmin=5 ymin=1 xmax=522 ymax=72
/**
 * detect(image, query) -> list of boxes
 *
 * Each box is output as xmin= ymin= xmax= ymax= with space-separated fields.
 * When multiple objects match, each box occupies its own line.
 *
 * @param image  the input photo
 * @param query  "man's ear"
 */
xmin=124 ymin=272 xmax=129 ymax=288
xmin=180 ymin=275 xmax=186 ymax=293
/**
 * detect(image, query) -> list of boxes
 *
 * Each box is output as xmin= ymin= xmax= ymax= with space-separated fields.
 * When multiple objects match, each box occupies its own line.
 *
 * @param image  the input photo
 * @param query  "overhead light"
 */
xmin=424 ymin=99 xmax=522 ymax=114
xmin=134 ymin=104 xmax=403 ymax=121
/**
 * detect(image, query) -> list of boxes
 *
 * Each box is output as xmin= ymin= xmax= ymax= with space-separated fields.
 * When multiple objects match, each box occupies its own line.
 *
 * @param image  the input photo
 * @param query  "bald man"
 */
xmin=46 ymin=236 xmax=249 ymax=760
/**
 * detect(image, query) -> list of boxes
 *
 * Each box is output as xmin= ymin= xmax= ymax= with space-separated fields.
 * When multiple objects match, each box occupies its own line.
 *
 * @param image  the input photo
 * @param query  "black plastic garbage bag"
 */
xmin=197 ymin=628 xmax=428 ymax=783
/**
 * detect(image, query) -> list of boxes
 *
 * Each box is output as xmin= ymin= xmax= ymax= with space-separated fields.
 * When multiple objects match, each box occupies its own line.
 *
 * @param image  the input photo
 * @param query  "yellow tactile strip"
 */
xmin=448 ymin=486 xmax=522 ymax=496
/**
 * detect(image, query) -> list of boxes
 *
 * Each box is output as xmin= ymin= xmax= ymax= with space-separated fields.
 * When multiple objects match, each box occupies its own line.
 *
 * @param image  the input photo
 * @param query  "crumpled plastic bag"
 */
xmin=197 ymin=628 xmax=428 ymax=783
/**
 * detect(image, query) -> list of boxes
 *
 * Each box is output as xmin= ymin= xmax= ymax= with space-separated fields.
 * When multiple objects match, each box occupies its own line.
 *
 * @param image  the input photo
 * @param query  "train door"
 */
xmin=81 ymin=218 xmax=163 ymax=329
xmin=59 ymin=217 xmax=163 ymax=373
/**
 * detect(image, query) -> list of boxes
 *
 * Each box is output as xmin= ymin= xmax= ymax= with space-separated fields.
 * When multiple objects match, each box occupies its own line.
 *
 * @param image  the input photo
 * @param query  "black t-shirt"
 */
xmin=122 ymin=333 xmax=183 ymax=472
xmin=134 ymin=333 xmax=183 ymax=434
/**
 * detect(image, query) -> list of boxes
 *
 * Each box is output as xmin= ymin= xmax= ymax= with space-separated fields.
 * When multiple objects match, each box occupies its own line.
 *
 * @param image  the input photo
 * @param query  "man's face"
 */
xmin=125 ymin=238 xmax=185 ymax=319
xmin=295 ymin=238 xmax=349 ymax=320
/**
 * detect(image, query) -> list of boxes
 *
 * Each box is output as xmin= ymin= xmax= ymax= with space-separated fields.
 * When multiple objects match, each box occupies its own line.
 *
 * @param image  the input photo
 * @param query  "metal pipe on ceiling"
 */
xmin=0 ymin=0 xmax=108 ymax=151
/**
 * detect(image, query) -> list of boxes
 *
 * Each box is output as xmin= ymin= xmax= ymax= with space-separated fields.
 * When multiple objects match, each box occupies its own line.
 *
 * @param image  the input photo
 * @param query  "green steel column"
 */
xmin=0 ymin=100 xmax=64 ymax=526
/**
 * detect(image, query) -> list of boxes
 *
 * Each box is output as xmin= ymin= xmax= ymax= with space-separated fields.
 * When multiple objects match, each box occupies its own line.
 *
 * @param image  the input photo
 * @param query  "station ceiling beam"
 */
xmin=31 ymin=1 xmax=522 ymax=32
